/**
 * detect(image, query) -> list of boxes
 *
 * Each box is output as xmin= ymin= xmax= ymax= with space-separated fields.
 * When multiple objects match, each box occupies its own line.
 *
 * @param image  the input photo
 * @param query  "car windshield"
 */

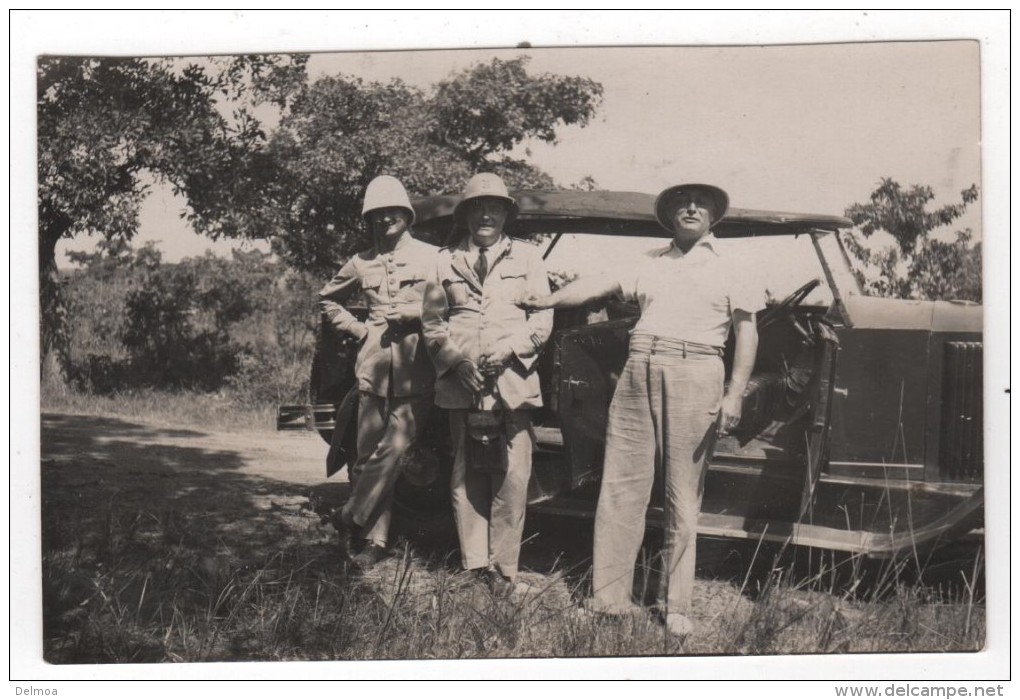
xmin=541 ymin=229 xmax=854 ymax=308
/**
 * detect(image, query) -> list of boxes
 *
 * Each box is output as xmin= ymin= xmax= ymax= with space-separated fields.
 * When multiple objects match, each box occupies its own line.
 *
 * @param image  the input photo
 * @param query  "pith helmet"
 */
xmin=453 ymin=173 xmax=519 ymax=228
xmin=362 ymin=175 xmax=416 ymax=225
xmin=654 ymin=183 xmax=730 ymax=231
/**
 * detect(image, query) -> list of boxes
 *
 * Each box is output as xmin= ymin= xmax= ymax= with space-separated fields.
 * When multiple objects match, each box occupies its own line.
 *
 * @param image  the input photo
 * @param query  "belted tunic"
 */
xmin=319 ymin=235 xmax=437 ymax=398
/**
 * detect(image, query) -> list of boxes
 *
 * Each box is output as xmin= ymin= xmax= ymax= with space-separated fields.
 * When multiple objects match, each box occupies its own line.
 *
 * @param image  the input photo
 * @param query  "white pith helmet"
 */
xmin=362 ymin=175 xmax=416 ymax=225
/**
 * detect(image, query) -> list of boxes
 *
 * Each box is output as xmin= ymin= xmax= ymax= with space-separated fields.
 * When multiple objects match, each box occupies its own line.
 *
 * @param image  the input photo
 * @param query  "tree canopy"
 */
xmin=199 ymin=57 xmax=604 ymax=276
xmin=37 ymin=54 xmax=307 ymax=366
xmin=842 ymin=178 xmax=981 ymax=302
xmin=39 ymin=54 xmax=602 ymax=377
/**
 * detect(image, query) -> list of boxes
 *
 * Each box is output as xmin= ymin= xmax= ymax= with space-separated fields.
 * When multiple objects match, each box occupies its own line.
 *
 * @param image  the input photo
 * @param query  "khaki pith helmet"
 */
xmin=362 ymin=175 xmax=416 ymax=225
xmin=453 ymin=173 xmax=519 ymax=228
xmin=654 ymin=183 xmax=730 ymax=231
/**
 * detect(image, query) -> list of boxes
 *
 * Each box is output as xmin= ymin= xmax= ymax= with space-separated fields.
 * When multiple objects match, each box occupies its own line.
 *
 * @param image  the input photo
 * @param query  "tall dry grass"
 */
xmin=41 ymin=489 xmax=984 ymax=663
xmin=41 ymin=382 xmax=278 ymax=434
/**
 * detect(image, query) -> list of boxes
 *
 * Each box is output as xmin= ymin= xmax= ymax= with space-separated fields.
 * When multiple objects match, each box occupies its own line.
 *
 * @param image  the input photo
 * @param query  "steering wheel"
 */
xmin=757 ymin=278 xmax=821 ymax=332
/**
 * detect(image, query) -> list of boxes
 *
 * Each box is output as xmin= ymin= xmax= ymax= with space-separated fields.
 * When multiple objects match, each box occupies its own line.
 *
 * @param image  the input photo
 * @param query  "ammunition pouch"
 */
xmin=465 ymin=409 xmax=508 ymax=472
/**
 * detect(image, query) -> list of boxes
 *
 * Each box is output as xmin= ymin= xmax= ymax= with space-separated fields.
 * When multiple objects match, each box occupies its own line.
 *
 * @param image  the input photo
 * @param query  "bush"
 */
xmin=60 ymin=244 xmax=320 ymax=402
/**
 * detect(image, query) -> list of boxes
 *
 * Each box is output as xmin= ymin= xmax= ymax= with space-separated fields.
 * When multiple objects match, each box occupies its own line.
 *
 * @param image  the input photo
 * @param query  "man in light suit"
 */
xmin=421 ymin=173 xmax=553 ymax=597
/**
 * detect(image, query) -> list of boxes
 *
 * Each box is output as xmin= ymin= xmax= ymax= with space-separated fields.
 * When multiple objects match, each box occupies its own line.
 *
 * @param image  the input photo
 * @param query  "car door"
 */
xmin=552 ymin=317 xmax=634 ymax=488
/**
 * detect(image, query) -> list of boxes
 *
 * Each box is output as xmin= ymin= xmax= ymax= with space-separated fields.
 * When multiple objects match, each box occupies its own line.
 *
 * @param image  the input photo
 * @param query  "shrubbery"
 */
xmin=61 ymin=242 xmax=319 ymax=405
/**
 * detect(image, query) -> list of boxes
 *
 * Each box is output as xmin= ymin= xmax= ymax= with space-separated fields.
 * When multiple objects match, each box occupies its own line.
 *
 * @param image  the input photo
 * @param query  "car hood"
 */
xmin=843 ymin=294 xmax=982 ymax=331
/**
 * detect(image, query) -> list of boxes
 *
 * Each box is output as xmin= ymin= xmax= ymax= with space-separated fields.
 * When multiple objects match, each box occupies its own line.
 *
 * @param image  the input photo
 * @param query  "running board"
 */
xmin=530 ymin=487 xmax=984 ymax=557
xmin=277 ymin=404 xmax=337 ymax=431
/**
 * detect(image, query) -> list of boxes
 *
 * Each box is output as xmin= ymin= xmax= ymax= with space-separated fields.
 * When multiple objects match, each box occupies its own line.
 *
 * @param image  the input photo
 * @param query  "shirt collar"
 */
xmin=375 ymin=230 xmax=413 ymax=255
xmin=661 ymin=233 xmax=720 ymax=258
xmin=468 ymin=233 xmax=509 ymax=258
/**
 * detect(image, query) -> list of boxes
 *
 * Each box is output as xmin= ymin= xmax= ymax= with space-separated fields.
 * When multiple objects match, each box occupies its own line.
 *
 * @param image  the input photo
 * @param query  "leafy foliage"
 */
xmin=216 ymin=57 xmax=603 ymax=277
xmin=39 ymin=54 xmax=602 ymax=378
xmin=842 ymin=178 xmax=981 ymax=302
xmin=37 ymin=55 xmax=308 ymax=369
xmin=62 ymin=244 xmax=318 ymax=398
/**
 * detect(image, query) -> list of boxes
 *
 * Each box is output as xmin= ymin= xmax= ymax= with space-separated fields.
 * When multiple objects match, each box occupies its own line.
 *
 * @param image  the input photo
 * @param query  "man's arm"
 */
xmin=518 ymin=274 xmax=623 ymax=311
xmin=318 ymin=258 xmax=369 ymax=340
xmin=719 ymin=310 xmax=758 ymax=433
xmin=421 ymin=257 xmax=483 ymax=393
xmin=505 ymin=251 xmax=554 ymax=371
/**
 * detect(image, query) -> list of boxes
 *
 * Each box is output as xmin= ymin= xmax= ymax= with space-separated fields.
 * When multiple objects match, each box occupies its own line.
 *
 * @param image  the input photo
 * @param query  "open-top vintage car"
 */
xmin=278 ymin=190 xmax=984 ymax=557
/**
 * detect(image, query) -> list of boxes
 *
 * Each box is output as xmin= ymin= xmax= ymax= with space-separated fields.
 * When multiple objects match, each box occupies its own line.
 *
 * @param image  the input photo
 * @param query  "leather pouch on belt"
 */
xmin=465 ymin=408 xmax=507 ymax=472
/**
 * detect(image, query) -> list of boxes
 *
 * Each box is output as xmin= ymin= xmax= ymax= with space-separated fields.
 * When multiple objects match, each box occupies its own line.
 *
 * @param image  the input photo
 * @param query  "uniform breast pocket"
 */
xmin=397 ymin=273 xmax=427 ymax=295
xmin=498 ymin=264 xmax=528 ymax=295
xmin=361 ymin=272 xmax=384 ymax=290
xmin=443 ymin=279 xmax=472 ymax=306
xmin=360 ymin=272 xmax=384 ymax=303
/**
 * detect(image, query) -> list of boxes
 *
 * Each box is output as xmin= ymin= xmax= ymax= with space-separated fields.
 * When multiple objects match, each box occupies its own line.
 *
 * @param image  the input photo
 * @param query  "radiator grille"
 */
xmin=939 ymin=341 xmax=983 ymax=481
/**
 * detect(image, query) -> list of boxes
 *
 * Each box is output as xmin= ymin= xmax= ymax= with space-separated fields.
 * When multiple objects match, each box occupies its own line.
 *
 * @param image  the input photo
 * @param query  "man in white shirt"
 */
xmin=520 ymin=183 xmax=761 ymax=636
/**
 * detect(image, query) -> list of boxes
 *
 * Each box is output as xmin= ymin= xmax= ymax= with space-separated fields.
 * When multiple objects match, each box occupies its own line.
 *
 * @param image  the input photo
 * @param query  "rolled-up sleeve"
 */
xmin=318 ymin=259 xmax=369 ymax=340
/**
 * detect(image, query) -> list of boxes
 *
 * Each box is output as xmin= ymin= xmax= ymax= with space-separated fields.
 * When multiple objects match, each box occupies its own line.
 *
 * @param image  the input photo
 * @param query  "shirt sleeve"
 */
xmin=318 ymin=258 xmax=369 ymax=339
xmin=421 ymin=253 xmax=469 ymax=377
xmin=614 ymin=262 xmax=641 ymax=303
xmin=728 ymin=259 xmax=768 ymax=314
xmin=509 ymin=249 xmax=553 ymax=371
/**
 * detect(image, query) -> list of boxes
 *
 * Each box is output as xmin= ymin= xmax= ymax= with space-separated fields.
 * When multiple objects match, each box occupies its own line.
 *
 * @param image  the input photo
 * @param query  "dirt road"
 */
xmin=41 ymin=412 xmax=355 ymax=574
xmin=42 ymin=411 xmax=333 ymax=486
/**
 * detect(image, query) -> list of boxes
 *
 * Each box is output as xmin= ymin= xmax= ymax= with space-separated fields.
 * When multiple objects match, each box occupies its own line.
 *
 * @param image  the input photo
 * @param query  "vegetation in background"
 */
xmin=39 ymin=54 xmax=603 ymax=382
xmin=216 ymin=57 xmax=603 ymax=277
xmin=37 ymin=55 xmax=308 ymax=374
xmin=59 ymin=241 xmax=318 ymax=406
xmin=843 ymin=178 xmax=982 ymax=302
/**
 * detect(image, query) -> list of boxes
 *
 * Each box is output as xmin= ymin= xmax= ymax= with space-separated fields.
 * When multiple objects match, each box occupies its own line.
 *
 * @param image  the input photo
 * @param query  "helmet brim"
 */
xmin=654 ymin=184 xmax=730 ymax=232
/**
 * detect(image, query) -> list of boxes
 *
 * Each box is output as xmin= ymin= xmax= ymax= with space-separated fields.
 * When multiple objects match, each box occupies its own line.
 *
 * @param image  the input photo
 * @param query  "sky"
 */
xmin=11 ymin=11 xmax=1012 ymax=683
xmin=52 ymin=40 xmax=983 ymax=269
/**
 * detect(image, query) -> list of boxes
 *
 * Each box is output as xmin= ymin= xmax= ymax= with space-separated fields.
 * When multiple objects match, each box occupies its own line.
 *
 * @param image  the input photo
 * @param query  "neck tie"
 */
xmin=474 ymin=246 xmax=489 ymax=284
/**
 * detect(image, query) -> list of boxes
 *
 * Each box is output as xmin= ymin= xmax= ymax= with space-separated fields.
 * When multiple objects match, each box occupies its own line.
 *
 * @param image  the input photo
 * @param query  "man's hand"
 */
xmin=718 ymin=391 xmax=743 ymax=434
xmin=517 ymin=293 xmax=551 ymax=311
xmin=384 ymin=304 xmax=417 ymax=325
xmin=351 ymin=322 xmax=370 ymax=344
xmin=478 ymin=347 xmax=512 ymax=376
xmin=453 ymin=359 xmax=485 ymax=394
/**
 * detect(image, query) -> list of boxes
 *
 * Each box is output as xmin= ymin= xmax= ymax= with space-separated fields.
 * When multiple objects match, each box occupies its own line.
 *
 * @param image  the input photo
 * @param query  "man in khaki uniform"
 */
xmin=421 ymin=173 xmax=553 ymax=596
xmin=319 ymin=175 xmax=436 ymax=571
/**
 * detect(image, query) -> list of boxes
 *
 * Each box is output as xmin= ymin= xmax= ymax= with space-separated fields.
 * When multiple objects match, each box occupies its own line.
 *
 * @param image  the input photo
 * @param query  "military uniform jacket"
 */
xmin=422 ymin=236 xmax=553 ymax=410
xmin=318 ymin=235 xmax=437 ymax=398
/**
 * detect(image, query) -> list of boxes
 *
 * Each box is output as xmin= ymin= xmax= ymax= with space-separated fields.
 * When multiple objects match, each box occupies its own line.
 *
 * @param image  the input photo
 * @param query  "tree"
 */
xmin=37 ymin=54 xmax=307 ymax=373
xmin=842 ymin=178 xmax=981 ymax=302
xmin=209 ymin=57 xmax=603 ymax=277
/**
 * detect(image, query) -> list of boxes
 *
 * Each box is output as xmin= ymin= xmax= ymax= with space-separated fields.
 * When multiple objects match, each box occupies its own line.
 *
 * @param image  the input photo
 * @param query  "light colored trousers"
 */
xmin=349 ymin=392 xmax=433 ymax=546
xmin=592 ymin=334 xmax=723 ymax=614
xmin=449 ymin=409 xmax=533 ymax=580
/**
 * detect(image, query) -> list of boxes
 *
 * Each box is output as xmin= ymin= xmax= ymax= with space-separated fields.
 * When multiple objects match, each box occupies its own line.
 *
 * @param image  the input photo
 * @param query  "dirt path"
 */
xmin=42 ymin=411 xmax=334 ymax=486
